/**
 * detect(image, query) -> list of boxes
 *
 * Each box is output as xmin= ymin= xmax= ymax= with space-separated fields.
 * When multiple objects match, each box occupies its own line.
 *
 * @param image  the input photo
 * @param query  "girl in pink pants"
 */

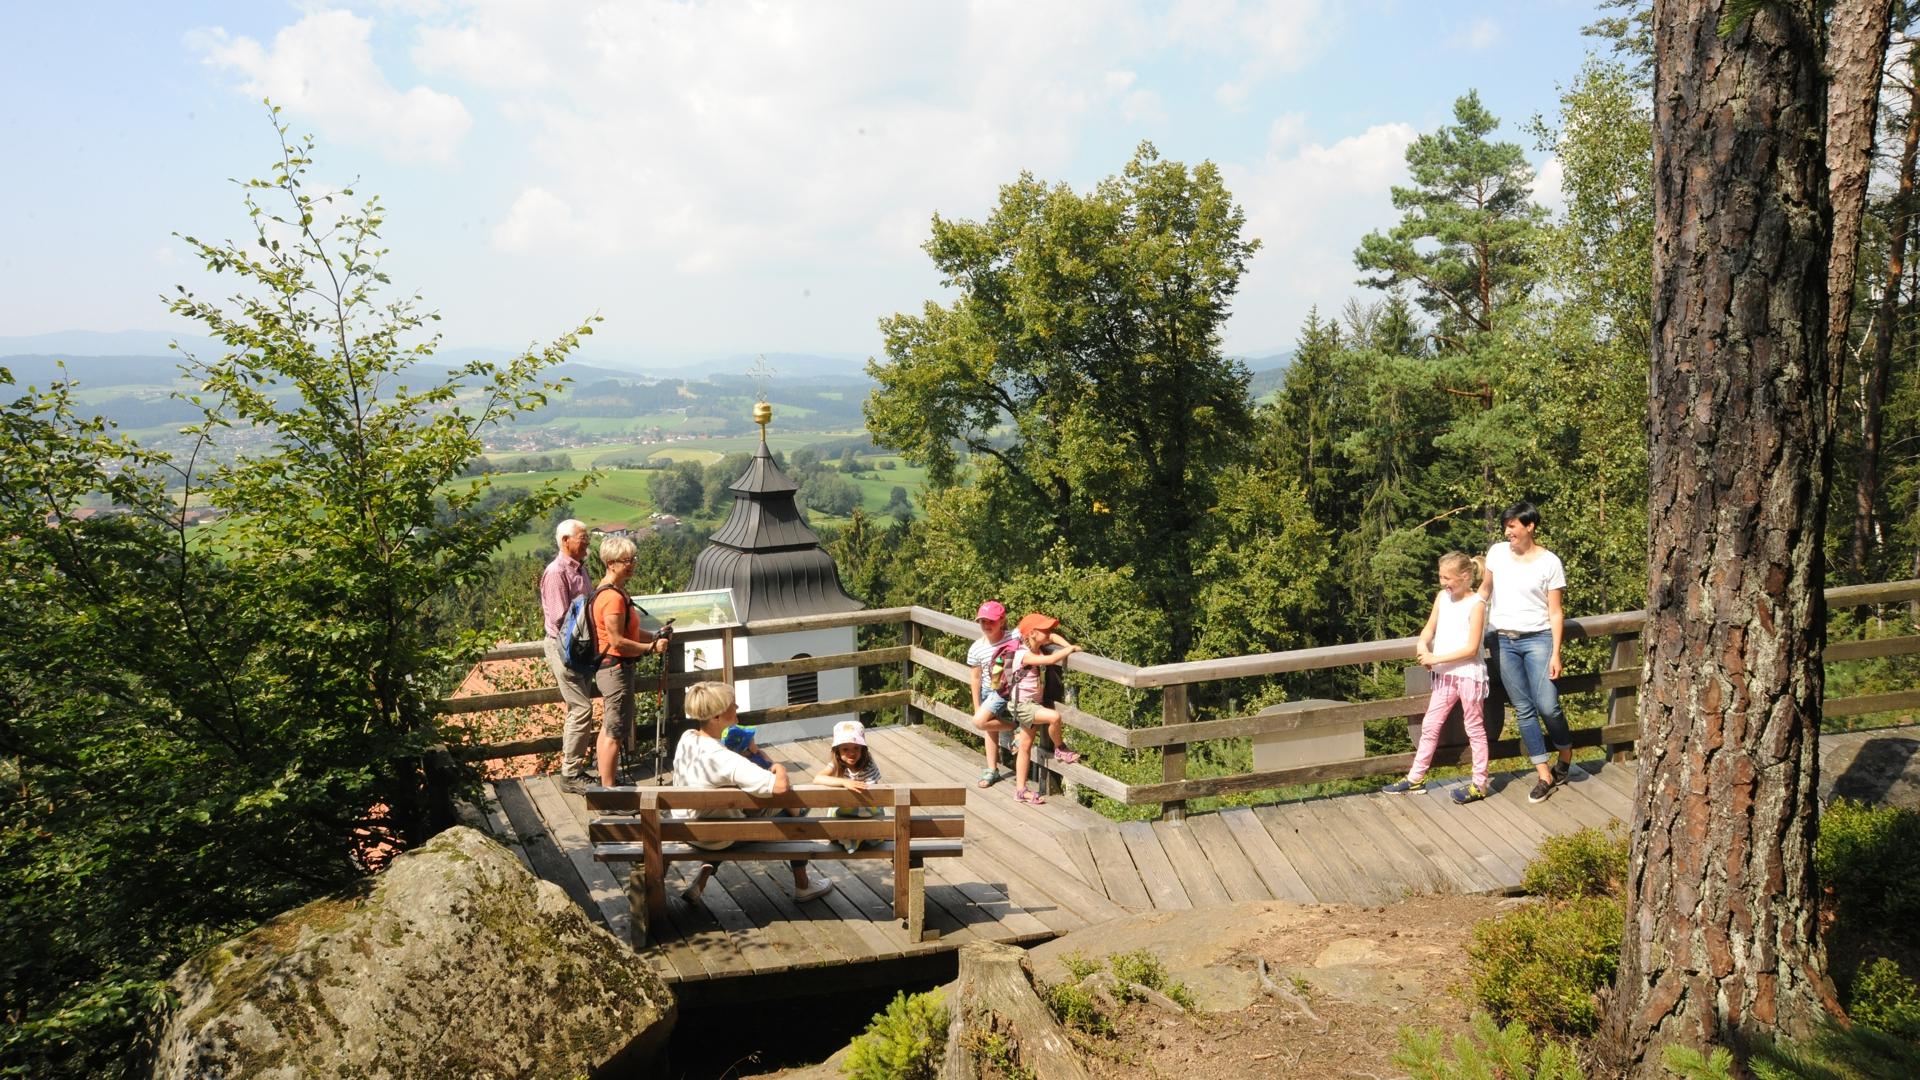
xmin=1382 ymin=552 xmax=1491 ymax=804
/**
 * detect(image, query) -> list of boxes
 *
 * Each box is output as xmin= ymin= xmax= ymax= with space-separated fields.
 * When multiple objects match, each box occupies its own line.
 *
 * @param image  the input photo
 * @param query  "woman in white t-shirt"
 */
xmin=670 ymin=681 xmax=833 ymax=905
xmin=1479 ymin=501 xmax=1573 ymax=805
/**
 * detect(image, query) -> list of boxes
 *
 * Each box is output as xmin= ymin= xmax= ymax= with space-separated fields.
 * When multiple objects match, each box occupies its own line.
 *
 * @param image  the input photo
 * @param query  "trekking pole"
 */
xmin=652 ymin=622 xmax=675 ymax=779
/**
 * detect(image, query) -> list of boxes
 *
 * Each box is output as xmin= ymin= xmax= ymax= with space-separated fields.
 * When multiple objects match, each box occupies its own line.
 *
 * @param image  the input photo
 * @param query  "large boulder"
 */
xmin=153 ymin=826 xmax=673 ymax=1079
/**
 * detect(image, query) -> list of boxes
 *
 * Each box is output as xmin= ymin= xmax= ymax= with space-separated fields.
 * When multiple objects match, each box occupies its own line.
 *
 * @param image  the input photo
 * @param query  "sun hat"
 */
xmin=831 ymin=719 xmax=867 ymax=747
xmin=1016 ymin=612 xmax=1060 ymax=637
xmin=975 ymin=600 xmax=1007 ymax=622
xmin=722 ymin=724 xmax=757 ymax=755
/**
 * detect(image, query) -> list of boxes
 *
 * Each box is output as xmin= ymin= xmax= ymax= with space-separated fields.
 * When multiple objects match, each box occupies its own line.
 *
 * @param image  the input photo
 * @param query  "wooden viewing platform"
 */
xmin=473 ymin=721 xmax=1916 ymax=1001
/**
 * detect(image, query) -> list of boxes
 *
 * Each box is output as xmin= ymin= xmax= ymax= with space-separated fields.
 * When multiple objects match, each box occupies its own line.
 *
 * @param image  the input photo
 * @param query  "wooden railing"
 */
xmin=435 ymin=580 xmax=1920 ymax=818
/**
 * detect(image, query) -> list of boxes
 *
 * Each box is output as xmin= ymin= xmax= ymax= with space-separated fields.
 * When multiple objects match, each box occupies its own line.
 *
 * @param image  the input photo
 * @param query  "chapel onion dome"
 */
xmin=684 ymin=403 xmax=864 ymax=621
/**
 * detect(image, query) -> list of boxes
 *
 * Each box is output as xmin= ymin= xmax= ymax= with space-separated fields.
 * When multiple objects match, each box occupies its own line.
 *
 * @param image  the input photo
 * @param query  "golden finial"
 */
xmin=753 ymin=400 xmax=773 ymax=442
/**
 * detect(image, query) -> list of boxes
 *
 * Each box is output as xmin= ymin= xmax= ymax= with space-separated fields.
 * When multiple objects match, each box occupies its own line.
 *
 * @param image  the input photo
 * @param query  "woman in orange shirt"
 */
xmin=592 ymin=536 xmax=669 ymax=787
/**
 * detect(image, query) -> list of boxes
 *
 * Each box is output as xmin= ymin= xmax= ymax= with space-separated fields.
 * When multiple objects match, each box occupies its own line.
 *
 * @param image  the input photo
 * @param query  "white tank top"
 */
xmin=1430 ymin=591 xmax=1487 ymax=680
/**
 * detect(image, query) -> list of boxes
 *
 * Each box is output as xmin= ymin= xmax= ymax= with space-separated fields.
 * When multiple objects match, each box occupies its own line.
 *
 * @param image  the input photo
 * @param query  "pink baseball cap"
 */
xmin=974 ymin=600 xmax=1007 ymax=622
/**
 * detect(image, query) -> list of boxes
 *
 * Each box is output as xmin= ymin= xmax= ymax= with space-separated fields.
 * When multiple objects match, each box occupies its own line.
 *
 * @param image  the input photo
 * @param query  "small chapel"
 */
xmin=679 ymin=402 xmax=865 ymax=741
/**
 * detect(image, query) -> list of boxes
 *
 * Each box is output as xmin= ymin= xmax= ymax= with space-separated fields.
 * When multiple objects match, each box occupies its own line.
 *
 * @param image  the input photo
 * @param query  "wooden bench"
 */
xmin=587 ymin=784 xmax=966 ymax=947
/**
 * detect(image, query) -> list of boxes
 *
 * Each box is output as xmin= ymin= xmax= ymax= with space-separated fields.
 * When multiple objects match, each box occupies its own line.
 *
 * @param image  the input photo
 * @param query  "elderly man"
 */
xmin=540 ymin=519 xmax=598 ymax=793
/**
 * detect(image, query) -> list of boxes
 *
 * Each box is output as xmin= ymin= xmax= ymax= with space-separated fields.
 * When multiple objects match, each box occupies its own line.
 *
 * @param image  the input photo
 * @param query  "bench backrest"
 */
xmin=586 ymin=784 xmax=966 ymax=848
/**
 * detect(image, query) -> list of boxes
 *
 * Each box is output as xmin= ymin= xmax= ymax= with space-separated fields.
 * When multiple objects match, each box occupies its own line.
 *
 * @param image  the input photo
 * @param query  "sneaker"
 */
xmin=1381 ymin=778 xmax=1424 ymax=795
xmin=1527 ymin=778 xmax=1555 ymax=804
xmin=794 ymin=877 xmax=832 ymax=902
xmin=558 ymin=773 xmax=592 ymax=795
xmin=1451 ymin=784 xmax=1489 ymax=805
xmin=1553 ymin=761 xmax=1583 ymax=785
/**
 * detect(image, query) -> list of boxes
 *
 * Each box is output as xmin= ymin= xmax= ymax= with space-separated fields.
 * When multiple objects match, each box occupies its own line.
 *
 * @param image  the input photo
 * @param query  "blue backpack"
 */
xmin=561 ymin=585 xmax=635 ymax=675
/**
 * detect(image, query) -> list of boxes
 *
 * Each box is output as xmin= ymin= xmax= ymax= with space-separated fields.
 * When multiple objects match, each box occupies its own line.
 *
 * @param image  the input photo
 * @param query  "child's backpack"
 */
xmin=561 ymin=585 xmax=628 ymax=675
xmin=985 ymin=636 xmax=1024 ymax=699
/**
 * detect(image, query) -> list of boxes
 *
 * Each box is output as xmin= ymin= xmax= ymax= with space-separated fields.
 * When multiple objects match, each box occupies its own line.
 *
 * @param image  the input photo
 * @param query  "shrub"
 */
xmin=1108 ymin=949 xmax=1196 ymax=1009
xmin=1041 ymin=980 xmax=1111 ymax=1037
xmin=1395 ymin=1012 xmax=1585 ymax=1079
xmin=844 ymin=989 xmax=947 ymax=1080
xmin=1522 ymin=825 xmax=1628 ymax=899
xmin=1817 ymin=800 xmax=1920 ymax=926
xmin=1849 ymin=958 xmax=1920 ymax=1040
xmin=1469 ymin=895 xmax=1622 ymax=1035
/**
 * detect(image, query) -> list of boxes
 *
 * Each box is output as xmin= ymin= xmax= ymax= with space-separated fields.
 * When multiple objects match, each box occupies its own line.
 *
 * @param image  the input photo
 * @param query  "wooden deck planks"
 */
xmin=1147 ymin=819 xmax=1232 ymax=907
xmin=1183 ymin=813 xmax=1273 ymax=903
xmin=1310 ymin=793 xmax=1448 ymax=899
xmin=488 ymin=722 xmax=1721 ymax=983
xmin=1082 ymin=825 xmax=1154 ymax=910
xmin=1251 ymin=804 xmax=1351 ymax=903
xmin=1218 ymin=808 xmax=1316 ymax=903
xmin=1117 ymin=821 xmax=1195 ymax=909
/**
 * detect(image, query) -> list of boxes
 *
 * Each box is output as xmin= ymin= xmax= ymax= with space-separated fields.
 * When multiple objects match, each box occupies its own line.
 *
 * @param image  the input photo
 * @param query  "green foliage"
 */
xmin=1107 ymin=949 xmax=1196 ymax=1009
xmin=866 ymin=142 xmax=1258 ymax=658
xmin=0 ymin=111 xmax=589 ymax=1078
xmin=1059 ymin=952 xmax=1100 ymax=982
xmin=1849 ymin=958 xmax=1920 ymax=1040
xmin=1749 ymin=1017 xmax=1920 ymax=1079
xmin=1468 ymin=895 xmax=1622 ymax=1035
xmin=1661 ymin=1044 xmax=1736 ymax=1080
xmin=1394 ymin=1011 xmax=1585 ymax=1080
xmin=1041 ymin=981 xmax=1112 ymax=1037
xmin=1041 ymin=948 xmax=1192 ymax=1037
xmin=843 ymin=989 xmax=947 ymax=1080
xmin=1521 ymin=825 xmax=1627 ymax=899
xmin=1354 ymin=90 xmax=1546 ymax=345
xmin=1817 ymin=800 xmax=1920 ymax=926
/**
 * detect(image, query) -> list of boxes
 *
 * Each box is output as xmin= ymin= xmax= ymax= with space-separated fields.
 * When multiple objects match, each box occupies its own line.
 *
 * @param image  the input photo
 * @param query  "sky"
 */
xmin=1 ymin=1 xmax=1605 ymax=371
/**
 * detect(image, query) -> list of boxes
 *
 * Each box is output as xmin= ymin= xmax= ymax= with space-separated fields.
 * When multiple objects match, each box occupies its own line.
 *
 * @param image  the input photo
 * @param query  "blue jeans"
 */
xmin=1496 ymin=630 xmax=1570 ymax=765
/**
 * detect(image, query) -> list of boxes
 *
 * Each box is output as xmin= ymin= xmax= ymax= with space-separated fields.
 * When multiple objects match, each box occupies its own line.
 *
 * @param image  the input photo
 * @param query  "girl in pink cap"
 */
xmin=966 ymin=600 xmax=1019 ymax=788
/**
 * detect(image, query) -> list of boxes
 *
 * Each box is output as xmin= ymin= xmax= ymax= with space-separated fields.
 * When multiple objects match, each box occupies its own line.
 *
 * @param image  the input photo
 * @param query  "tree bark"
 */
xmin=1825 ymin=0 xmax=1897 ymax=420
xmin=1854 ymin=46 xmax=1920 ymax=574
xmin=1607 ymin=1 xmax=1837 ymax=1073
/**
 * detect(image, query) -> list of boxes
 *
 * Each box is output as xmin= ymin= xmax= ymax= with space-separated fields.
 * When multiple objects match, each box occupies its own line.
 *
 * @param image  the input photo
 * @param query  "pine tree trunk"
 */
xmin=1606 ymin=1 xmax=1837 ymax=1072
xmin=1825 ymin=0 xmax=1896 ymax=417
xmin=1854 ymin=44 xmax=1920 ymax=574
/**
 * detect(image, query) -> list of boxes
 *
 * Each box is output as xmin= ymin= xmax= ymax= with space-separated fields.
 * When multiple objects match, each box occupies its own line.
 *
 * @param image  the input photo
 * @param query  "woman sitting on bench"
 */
xmin=672 ymin=681 xmax=834 ymax=904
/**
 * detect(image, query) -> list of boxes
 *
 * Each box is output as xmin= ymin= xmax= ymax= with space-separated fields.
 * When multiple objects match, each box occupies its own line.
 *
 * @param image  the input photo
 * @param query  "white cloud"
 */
xmin=1444 ymin=17 xmax=1502 ymax=51
xmin=190 ymin=9 xmax=472 ymax=163
xmin=1533 ymin=155 xmax=1567 ymax=216
xmin=1221 ymin=121 xmax=1419 ymax=350
xmin=407 ymin=0 xmax=1303 ymax=272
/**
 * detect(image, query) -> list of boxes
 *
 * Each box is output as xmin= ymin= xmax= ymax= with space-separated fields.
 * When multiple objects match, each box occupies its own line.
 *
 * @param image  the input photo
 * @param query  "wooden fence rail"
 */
xmin=434 ymin=580 xmax=1920 ymax=818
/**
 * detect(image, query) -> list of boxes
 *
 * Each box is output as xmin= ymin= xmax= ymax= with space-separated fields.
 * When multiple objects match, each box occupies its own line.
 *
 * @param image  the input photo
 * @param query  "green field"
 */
xmin=482 ymin=431 xmax=853 ymax=470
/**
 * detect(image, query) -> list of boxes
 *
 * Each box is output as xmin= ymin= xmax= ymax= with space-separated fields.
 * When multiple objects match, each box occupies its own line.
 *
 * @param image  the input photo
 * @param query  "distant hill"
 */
xmin=1242 ymin=351 xmax=1294 ymax=402
xmin=0 ymin=329 xmax=224 ymax=358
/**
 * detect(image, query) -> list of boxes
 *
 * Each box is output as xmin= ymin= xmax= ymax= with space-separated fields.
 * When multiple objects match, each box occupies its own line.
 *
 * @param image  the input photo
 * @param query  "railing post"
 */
xmin=1160 ymin=683 xmax=1189 ymax=823
xmin=1603 ymin=633 xmax=1640 ymax=764
xmin=901 ymin=620 xmax=921 ymax=727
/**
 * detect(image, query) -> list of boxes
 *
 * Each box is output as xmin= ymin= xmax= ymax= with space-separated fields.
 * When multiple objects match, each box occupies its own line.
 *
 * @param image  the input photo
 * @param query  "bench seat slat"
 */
xmin=592 ymin=839 xmax=965 ymax=863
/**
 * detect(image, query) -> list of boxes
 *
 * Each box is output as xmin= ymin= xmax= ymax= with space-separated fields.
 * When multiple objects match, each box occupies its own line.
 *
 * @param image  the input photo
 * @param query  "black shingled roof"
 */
xmin=685 ymin=440 xmax=864 ymax=621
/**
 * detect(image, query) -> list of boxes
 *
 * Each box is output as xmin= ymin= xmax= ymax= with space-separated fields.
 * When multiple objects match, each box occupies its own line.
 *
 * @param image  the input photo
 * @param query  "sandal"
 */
xmin=1016 ymin=788 xmax=1046 ymax=805
xmin=1052 ymin=747 xmax=1080 ymax=765
xmin=977 ymin=768 xmax=1001 ymax=789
